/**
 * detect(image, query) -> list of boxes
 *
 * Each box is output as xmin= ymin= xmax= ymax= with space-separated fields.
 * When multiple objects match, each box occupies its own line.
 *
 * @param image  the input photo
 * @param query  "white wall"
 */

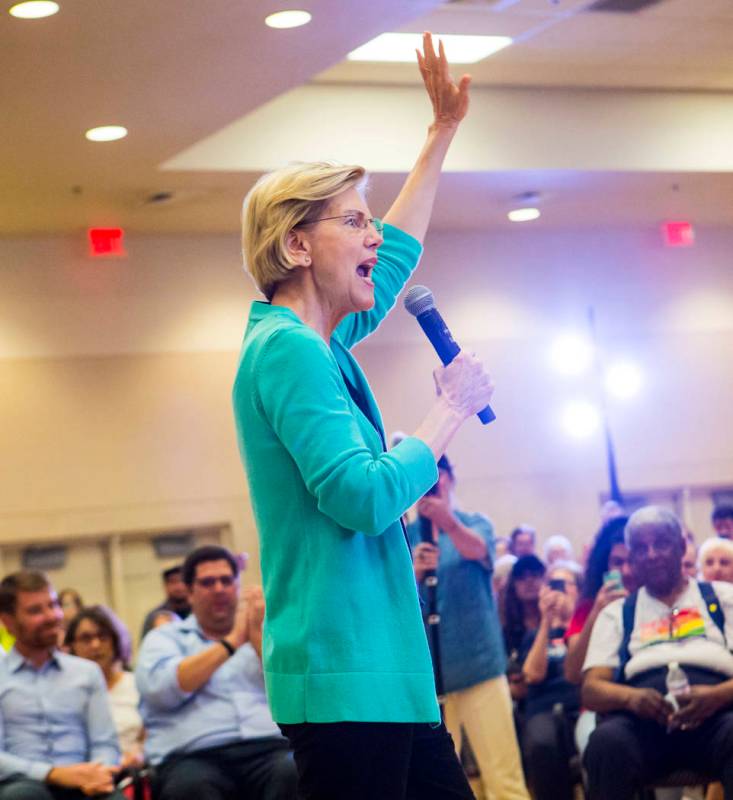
xmin=1 ymin=225 xmax=732 ymax=580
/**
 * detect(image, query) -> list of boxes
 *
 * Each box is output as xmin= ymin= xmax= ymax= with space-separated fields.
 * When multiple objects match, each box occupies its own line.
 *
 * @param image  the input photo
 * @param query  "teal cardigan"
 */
xmin=232 ymin=223 xmax=440 ymax=724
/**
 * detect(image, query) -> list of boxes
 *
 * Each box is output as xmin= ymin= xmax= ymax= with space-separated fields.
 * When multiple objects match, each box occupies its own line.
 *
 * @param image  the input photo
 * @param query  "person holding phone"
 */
xmin=408 ymin=455 xmax=530 ymax=800
xmin=564 ymin=516 xmax=634 ymax=686
xmin=518 ymin=563 xmax=582 ymax=800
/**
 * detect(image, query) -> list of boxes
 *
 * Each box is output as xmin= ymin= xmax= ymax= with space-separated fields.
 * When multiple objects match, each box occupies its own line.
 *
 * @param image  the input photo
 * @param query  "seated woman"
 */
xmin=514 ymin=562 xmax=583 ymax=800
xmin=66 ymin=606 xmax=144 ymax=767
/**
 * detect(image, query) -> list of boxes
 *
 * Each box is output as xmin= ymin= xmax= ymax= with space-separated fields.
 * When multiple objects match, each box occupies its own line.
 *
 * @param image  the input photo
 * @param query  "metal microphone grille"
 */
xmin=403 ymin=285 xmax=435 ymax=317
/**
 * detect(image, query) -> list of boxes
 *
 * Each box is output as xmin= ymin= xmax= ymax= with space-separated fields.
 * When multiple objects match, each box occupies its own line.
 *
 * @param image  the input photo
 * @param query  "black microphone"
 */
xmin=403 ymin=285 xmax=495 ymax=424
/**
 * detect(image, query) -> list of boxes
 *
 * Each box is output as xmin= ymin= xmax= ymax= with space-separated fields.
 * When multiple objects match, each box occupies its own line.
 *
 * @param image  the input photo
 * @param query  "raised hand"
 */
xmin=417 ymin=32 xmax=471 ymax=130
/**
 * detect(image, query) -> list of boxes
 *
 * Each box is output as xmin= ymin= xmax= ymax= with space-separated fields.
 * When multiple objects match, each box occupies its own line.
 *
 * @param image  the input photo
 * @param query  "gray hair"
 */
xmin=698 ymin=536 xmax=733 ymax=569
xmin=543 ymin=534 xmax=573 ymax=562
xmin=625 ymin=505 xmax=683 ymax=545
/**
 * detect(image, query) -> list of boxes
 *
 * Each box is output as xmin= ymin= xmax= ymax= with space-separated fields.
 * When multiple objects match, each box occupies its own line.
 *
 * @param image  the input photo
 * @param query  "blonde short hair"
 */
xmin=241 ymin=162 xmax=366 ymax=300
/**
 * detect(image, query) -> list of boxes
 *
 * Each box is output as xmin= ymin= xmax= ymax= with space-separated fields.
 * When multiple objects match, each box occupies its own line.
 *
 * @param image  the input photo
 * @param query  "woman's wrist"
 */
xmin=428 ymin=121 xmax=459 ymax=137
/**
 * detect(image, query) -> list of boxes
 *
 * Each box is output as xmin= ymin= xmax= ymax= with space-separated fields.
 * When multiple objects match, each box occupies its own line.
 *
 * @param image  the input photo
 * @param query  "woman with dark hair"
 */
xmin=58 ymin=587 xmax=83 ymax=647
xmin=504 ymin=558 xmax=582 ymax=800
xmin=563 ymin=515 xmax=632 ymax=685
xmin=503 ymin=554 xmax=545 ymax=660
xmin=66 ymin=607 xmax=144 ymax=767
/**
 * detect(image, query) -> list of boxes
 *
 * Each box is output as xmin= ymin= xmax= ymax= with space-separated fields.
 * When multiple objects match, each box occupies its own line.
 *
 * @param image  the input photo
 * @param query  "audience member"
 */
xmin=495 ymin=536 xmax=511 ymax=559
xmin=510 ymin=525 xmax=537 ymax=558
xmin=66 ymin=607 xmax=144 ymax=767
xmin=494 ymin=553 xmax=518 ymax=617
xmin=139 ymin=565 xmax=191 ymax=639
xmin=0 ymin=624 xmax=14 ymax=653
xmin=408 ymin=456 xmax=529 ymax=800
xmin=543 ymin=534 xmax=574 ymax=565
xmin=150 ymin=609 xmax=179 ymax=629
xmin=712 ymin=505 xmax=733 ymax=539
xmin=600 ymin=500 xmax=625 ymax=524
xmin=0 ymin=571 xmax=122 ymax=800
xmin=519 ymin=562 xmax=582 ymax=800
xmin=504 ymin=555 xmax=545 ymax=663
xmin=682 ymin=534 xmax=698 ymax=579
xmin=135 ymin=545 xmax=296 ymax=800
xmin=698 ymin=537 xmax=733 ymax=583
xmin=58 ymin=587 xmax=83 ymax=647
xmin=582 ymin=506 xmax=733 ymax=799
xmin=564 ymin=515 xmax=632 ymax=685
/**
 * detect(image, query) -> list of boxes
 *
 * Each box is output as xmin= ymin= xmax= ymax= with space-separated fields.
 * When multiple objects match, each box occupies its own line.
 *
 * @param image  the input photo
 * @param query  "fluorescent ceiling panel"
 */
xmin=347 ymin=33 xmax=512 ymax=63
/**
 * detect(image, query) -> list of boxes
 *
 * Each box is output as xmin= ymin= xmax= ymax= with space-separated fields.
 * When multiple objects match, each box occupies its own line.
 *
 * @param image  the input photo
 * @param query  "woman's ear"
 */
xmin=286 ymin=229 xmax=312 ymax=267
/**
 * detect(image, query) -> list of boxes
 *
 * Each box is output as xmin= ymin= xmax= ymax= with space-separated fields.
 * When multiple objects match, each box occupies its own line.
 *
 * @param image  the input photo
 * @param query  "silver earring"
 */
xmin=304 ymin=256 xmax=311 ymax=264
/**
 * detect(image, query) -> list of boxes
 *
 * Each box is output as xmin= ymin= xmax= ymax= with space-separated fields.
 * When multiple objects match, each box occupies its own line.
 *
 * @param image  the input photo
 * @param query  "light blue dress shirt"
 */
xmin=0 ymin=647 xmax=120 ymax=782
xmin=135 ymin=614 xmax=283 ymax=765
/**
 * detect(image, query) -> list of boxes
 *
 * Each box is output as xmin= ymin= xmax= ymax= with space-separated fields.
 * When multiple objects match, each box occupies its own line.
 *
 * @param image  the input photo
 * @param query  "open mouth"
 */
xmin=356 ymin=259 xmax=376 ymax=285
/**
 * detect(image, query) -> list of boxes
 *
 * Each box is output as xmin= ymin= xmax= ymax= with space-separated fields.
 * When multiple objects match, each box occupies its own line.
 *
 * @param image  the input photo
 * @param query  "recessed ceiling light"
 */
xmin=265 ymin=10 xmax=312 ymax=29
xmin=85 ymin=126 xmax=128 ymax=142
xmin=508 ymin=207 xmax=541 ymax=222
xmin=347 ymin=33 xmax=512 ymax=64
xmin=9 ymin=1 xmax=59 ymax=18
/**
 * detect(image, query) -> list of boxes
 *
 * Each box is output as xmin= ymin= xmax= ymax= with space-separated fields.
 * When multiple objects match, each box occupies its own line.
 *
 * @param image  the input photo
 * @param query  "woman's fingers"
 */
xmin=438 ymin=38 xmax=451 ymax=84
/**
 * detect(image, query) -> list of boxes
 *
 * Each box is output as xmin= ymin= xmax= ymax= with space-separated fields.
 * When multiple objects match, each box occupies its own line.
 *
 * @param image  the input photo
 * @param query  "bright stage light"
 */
xmin=550 ymin=334 xmax=593 ymax=376
xmin=562 ymin=401 xmax=600 ymax=439
xmin=605 ymin=361 xmax=642 ymax=400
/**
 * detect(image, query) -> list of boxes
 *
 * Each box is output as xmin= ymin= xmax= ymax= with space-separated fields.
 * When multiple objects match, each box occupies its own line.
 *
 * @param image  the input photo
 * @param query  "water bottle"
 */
xmin=665 ymin=661 xmax=691 ymax=711
xmin=665 ymin=662 xmax=690 ymax=731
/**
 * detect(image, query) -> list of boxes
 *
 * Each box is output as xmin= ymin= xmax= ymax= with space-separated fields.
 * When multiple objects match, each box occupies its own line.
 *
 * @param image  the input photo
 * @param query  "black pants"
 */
xmin=522 ymin=711 xmax=577 ymax=800
xmin=154 ymin=738 xmax=297 ymax=800
xmin=0 ymin=780 xmax=124 ymax=800
xmin=585 ymin=709 xmax=733 ymax=799
xmin=279 ymin=721 xmax=475 ymax=800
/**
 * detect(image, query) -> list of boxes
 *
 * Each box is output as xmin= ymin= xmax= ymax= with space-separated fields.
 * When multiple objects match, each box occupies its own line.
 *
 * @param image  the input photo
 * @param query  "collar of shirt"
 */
xmin=6 ymin=646 xmax=61 ymax=674
xmin=177 ymin=612 xmax=228 ymax=644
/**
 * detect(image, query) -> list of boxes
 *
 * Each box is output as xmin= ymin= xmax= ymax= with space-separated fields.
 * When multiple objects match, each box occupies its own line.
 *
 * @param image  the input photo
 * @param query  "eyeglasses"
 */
xmin=195 ymin=575 xmax=236 ymax=589
xmin=302 ymin=212 xmax=383 ymax=235
xmin=74 ymin=631 xmax=111 ymax=645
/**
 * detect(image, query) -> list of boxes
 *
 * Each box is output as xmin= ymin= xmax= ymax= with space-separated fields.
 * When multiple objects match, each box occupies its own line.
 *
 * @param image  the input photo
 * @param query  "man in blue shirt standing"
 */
xmin=409 ymin=456 xmax=529 ymax=800
xmin=136 ymin=545 xmax=296 ymax=800
xmin=0 ymin=571 xmax=122 ymax=799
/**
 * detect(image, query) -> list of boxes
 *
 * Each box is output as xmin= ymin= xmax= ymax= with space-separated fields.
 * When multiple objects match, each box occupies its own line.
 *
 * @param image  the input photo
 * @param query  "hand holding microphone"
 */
xmin=404 ymin=285 xmax=496 ymax=424
xmin=434 ymin=351 xmax=494 ymax=424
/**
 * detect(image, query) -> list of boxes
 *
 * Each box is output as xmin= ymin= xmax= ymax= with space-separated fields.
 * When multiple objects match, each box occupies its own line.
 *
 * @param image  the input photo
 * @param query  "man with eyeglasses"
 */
xmin=135 ymin=545 xmax=296 ymax=800
xmin=581 ymin=506 xmax=733 ymax=799
xmin=0 ymin=571 xmax=123 ymax=800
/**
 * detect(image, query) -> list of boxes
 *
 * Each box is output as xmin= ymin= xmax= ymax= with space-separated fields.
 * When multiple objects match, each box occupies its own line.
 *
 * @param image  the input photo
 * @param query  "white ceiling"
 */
xmin=2 ymin=0 xmax=733 ymax=235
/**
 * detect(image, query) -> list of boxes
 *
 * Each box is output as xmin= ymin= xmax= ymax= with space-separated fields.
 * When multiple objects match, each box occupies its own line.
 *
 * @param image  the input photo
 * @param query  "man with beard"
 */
xmin=0 ymin=571 xmax=122 ymax=799
xmin=135 ymin=545 xmax=296 ymax=800
xmin=582 ymin=506 xmax=733 ymax=799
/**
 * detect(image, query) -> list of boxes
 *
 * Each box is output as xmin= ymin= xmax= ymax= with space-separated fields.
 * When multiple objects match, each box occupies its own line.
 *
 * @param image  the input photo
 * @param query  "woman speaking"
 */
xmin=233 ymin=34 xmax=493 ymax=799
